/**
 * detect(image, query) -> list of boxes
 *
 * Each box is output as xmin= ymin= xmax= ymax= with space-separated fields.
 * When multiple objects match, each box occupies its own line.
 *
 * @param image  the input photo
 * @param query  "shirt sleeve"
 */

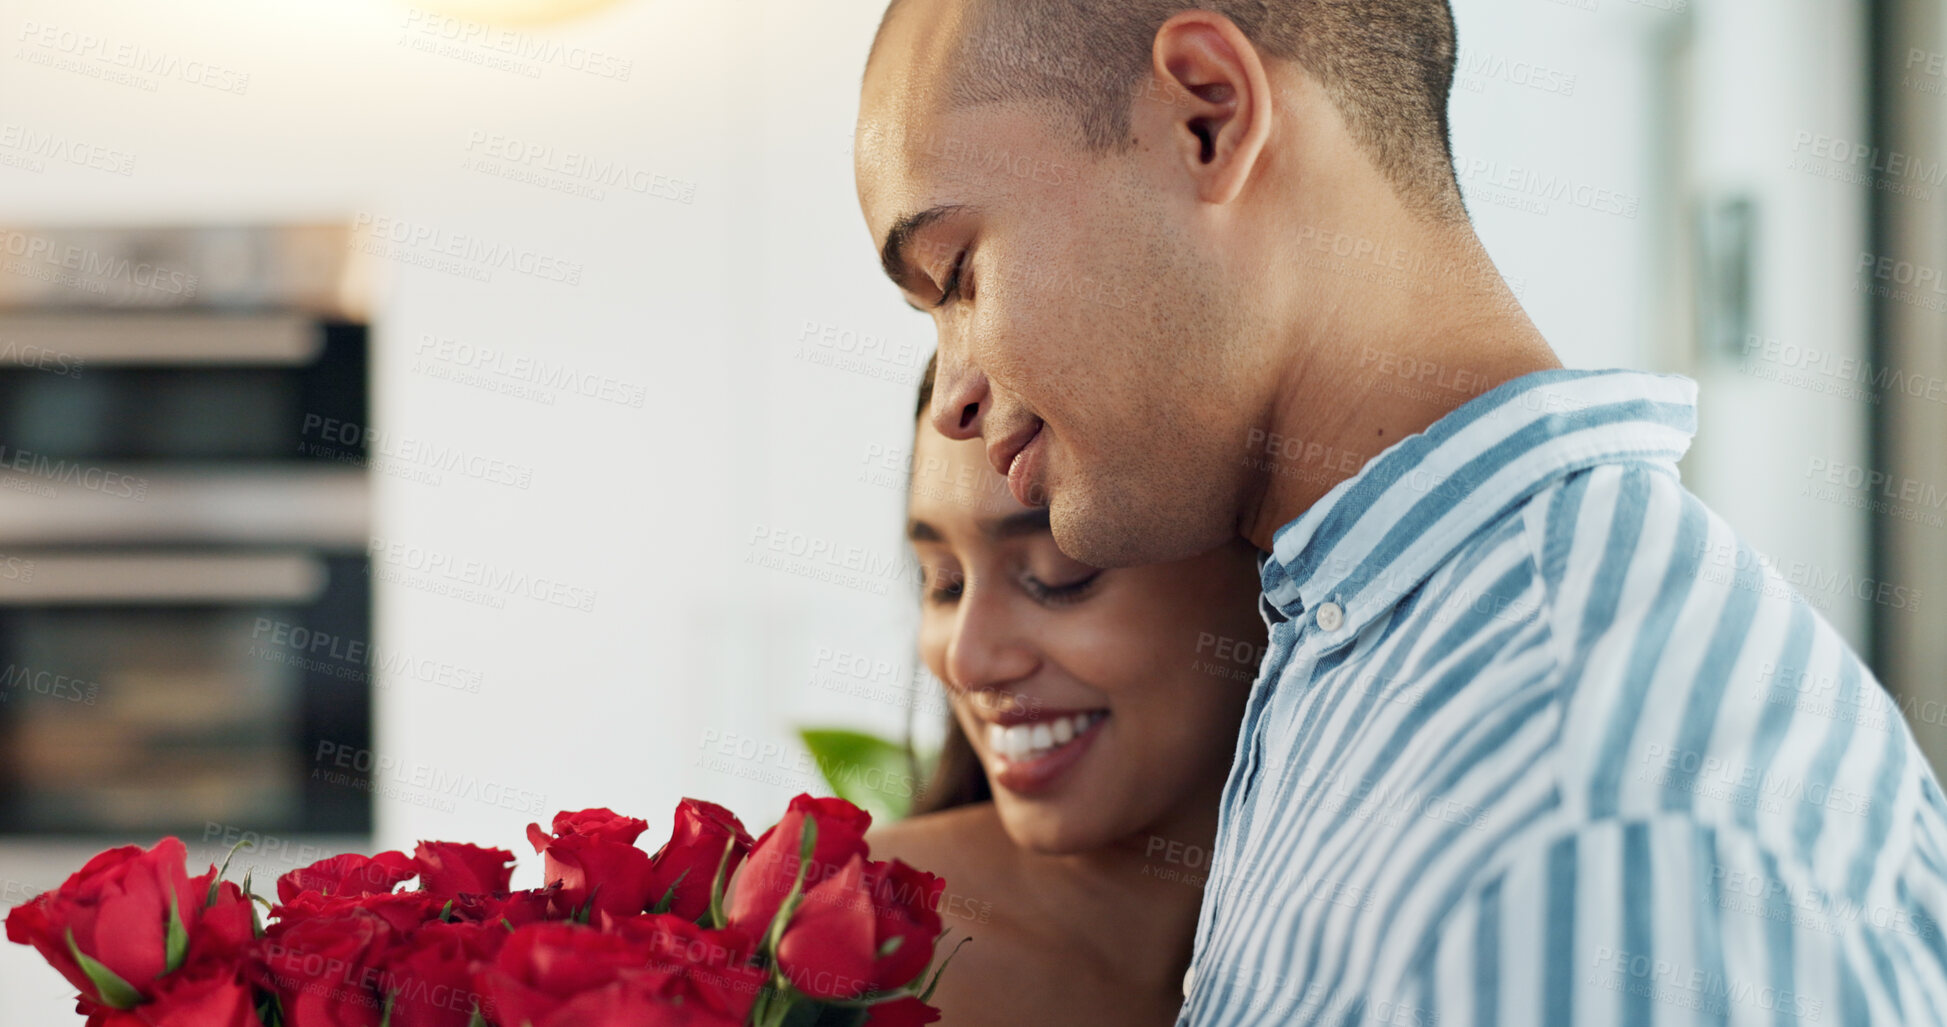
xmin=1379 ymin=813 xmax=1947 ymax=1027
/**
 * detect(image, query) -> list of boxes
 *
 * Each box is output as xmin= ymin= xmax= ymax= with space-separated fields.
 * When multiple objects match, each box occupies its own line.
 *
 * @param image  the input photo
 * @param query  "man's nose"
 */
xmin=930 ymin=358 xmax=989 ymax=442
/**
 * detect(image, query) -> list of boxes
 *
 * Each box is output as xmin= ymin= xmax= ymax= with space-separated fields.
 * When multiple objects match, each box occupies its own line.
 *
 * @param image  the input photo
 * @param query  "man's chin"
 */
xmin=1050 ymin=489 xmax=1232 ymax=569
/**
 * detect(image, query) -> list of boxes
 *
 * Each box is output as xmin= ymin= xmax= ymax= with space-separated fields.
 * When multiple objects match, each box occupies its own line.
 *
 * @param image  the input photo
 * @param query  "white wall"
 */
xmin=1446 ymin=0 xmax=1873 ymax=648
xmin=0 ymin=0 xmax=1874 ymax=1021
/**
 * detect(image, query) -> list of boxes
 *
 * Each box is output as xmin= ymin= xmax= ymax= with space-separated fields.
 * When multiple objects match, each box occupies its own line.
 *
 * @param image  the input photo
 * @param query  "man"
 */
xmin=855 ymin=1 xmax=1947 ymax=1023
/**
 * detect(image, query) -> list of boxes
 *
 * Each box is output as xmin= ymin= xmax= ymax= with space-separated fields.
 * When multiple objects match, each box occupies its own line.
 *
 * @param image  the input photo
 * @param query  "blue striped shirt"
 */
xmin=1178 ymin=369 xmax=1947 ymax=1026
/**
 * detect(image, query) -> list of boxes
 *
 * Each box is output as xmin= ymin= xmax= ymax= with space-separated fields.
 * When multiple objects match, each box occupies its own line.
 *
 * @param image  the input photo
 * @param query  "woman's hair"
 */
xmin=906 ymin=350 xmax=994 ymax=816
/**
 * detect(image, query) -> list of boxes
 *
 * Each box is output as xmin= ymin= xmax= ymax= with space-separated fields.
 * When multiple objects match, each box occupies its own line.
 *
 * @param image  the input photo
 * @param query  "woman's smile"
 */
xmin=981 ymin=709 xmax=1110 ymax=795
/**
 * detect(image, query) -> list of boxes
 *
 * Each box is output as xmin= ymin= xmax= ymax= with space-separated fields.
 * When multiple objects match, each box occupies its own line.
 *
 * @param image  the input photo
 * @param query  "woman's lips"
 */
xmin=983 ymin=710 xmax=1106 ymax=796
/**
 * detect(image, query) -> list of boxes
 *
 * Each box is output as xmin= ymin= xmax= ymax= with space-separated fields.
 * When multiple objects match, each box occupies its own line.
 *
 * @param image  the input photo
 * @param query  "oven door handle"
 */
xmin=0 ymin=552 xmax=329 ymax=604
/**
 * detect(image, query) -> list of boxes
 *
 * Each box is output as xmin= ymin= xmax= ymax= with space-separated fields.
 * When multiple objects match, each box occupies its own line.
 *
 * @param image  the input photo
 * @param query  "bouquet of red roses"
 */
xmin=5 ymin=793 xmax=958 ymax=1027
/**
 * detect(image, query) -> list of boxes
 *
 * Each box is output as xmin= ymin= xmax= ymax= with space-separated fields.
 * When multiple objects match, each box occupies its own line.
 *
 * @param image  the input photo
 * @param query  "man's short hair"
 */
xmin=874 ymin=0 xmax=1465 ymax=221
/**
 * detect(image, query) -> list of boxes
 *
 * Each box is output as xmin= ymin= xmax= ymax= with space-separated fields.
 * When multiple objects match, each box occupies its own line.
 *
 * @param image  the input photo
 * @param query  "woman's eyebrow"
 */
xmin=906 ymin=508 xmax=1048 ymax=544
xmin=984 ymin=508 xmax=1051 ymax=540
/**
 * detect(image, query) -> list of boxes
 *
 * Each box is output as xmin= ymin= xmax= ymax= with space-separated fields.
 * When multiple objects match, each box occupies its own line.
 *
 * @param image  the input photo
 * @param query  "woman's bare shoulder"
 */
xmin=866 ymin=801 xmax=1009 ymax=873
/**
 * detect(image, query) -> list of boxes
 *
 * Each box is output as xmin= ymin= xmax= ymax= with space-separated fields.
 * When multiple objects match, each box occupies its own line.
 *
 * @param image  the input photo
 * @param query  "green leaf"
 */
xmin=246 ymin=865 xmax=273 ymax=936
xmin=207 ymin=837 xmax=252 ymax=908
xmin=706 ymin=834 xmax=736 ymax=929
xmin=790 ymin=999 xmax=858 ymax=1027
xmin=164 ymin=891 xmax=189 ymax=973
xmin=378 ymin=992 xmax=395 ymax=1027
xmin=650 ymin=867 xmax=690 ymax=916
xmin=799 ymin=816 xmax=818 ymax=864
xmin=439 ymin=899 xmax=456 ymax=922
xmin=797 ymin=728 xmax=920 ymax=821
xmin=465 ymin=1008 xmax=487 ymax=1027
xmin=572 ymin=884 xmax=601 ymax=925
xmin=762 ymin=818 xmax=819 ymax=960
xmin=918 ymin=936 xmax=971 ymax=1002
xmin=757 ymin=978 xmax=814 ymax=1027
xmin=64 ymin=930 xmax=141 ymax=1010
xmin=805 ymin=1005 xmax=870 ymax=1027
xmin=876 ymin=934 xmax=903 ymax=958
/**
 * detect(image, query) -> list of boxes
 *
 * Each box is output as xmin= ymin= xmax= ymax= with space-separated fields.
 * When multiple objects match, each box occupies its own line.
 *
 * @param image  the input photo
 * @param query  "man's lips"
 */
xmin=987 ymin=419 xmax=1043 ymax=483
xmin=990 ymin=420 xmax=1046 ymax=507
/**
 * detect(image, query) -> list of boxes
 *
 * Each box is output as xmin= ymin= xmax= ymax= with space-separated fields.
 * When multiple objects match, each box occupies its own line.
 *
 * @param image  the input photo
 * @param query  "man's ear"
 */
xmin=1147 ymin=11 xmax=1273 ymax=206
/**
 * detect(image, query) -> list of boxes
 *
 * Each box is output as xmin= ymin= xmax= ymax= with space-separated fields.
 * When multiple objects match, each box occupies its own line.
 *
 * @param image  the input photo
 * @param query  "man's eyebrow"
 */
xmin=906 ymin=518 xmax=942 ymax=543
xmin=880 ymin=203 xmax=972 ymax=295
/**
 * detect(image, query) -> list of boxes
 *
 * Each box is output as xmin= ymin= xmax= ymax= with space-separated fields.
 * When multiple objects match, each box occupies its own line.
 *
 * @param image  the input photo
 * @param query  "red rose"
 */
xmin=475 ymin=923 xmax=676 ymax=1027
xmin=477 ymin=920 xmax=758 ymax=1027
xmin=860 ymin=859 xmax=944 ymax=992
xmin=377 ymin=920 xmax=504 ymax=1027
xmin=772 ymin=854 xmax=940 ymax=1000
xmin=444 ymin=887 xmax=554 ymax=929
xmin=271 ymin=851 xmax=437 ymax=936
xmin=5 ymin=838 xmax=202 ymax=1008
xmin=525 ymin=813 xmax=659 ymax=923
xmin=523 ymin=809 xmax=647 ymax=910
xmin=412 ymin=842 xmax=514 ymax=898
xmin=514 ymin=976 xmax=733 ymax=1027
xmin=251 ymin=908 xmax=393 ymax=1027
xmin=526 ymin=808 xmax=649 ymax=857
xmin=610 ymin=914 xmax=764 ymax=1022
xmin=645 ymin=800 xmax=754 ymax=922
xmin=79 ymin=960 xmax=263 ymax=1027
xmin=773 ymin=854 xmax=872 ymax=1000
xmin=355 ymin=892 xmax=449 ymax=934
xmin=275 ymin=853 xmax=417 ymax=905
xmin=273 ymin=889 xmax=442 ymax=938
xmin=863 ymin=997 xmax=944 ymax=1026
xmin=725 ymin=795 xmax=872 ymax=936
xmin=183 ymin=870 xmax=256 ymax=968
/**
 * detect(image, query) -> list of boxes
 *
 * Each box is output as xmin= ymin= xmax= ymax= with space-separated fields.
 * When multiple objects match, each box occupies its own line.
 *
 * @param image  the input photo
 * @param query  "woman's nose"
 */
xmin=944 ymin=585 xmax=1036 ymax=696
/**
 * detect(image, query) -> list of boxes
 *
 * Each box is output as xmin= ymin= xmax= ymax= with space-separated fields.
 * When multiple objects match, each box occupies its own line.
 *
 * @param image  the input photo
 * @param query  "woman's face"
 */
xmin=907 ymin=422 xmax=1266 ymax=853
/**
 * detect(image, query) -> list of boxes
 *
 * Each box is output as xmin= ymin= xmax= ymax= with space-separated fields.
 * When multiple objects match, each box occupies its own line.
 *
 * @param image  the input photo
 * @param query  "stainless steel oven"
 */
xmin=0 ymin=224 xmax=373 ymax=839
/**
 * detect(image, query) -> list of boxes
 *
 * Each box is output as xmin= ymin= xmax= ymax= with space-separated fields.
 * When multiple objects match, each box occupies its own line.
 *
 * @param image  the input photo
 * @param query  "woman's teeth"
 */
xmin=986 ymin=711 xmax=1104 ymax=762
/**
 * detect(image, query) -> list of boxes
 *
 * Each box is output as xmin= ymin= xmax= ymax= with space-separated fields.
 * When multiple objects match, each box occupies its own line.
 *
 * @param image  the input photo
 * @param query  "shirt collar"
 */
xmin=1259 ymin=368 xmax=1699 ymax=632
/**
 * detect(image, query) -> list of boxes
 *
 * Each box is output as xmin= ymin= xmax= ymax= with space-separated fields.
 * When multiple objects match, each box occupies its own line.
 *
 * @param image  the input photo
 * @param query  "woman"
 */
xmin=867 ymin=354 xmax=1267 ymax=1026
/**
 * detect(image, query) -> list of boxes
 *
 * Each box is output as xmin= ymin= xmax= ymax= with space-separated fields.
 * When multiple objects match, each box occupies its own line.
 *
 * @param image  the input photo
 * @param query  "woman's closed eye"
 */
xmin=919 ymin=564 xmax=1101 ymax=608
xmin=1018 ymin=568 xmax=1101 ymax=607
xmin=922 ymin=564 xmax=965 ymax=605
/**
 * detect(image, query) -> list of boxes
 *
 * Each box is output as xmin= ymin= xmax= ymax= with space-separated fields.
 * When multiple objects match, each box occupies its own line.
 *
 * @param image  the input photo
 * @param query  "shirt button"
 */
xmin=1315 ymin=601 xmax=1344 ymax=632
xmin=1182 ymin=964 xmax=1196 ymax=997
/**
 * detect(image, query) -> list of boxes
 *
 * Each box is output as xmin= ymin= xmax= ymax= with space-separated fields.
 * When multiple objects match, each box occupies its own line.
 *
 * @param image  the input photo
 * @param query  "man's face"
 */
xmin=855 ymin=1 xmax=1267 ymax=568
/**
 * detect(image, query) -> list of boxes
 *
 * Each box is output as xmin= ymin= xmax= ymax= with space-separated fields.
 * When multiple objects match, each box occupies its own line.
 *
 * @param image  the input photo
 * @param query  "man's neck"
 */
xmin=1236 ymin=227 xmax=1562 ymax=552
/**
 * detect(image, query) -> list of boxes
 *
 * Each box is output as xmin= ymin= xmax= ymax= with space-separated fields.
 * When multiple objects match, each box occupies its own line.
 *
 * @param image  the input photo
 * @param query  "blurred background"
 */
xmin=1 ymin=0 xmax=1945 ymax=1018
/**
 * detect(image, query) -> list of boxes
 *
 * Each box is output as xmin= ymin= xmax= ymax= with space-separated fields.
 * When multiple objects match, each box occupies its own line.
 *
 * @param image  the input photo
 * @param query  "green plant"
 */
xmin=796 ymin=728 xmax=935 ymax=822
